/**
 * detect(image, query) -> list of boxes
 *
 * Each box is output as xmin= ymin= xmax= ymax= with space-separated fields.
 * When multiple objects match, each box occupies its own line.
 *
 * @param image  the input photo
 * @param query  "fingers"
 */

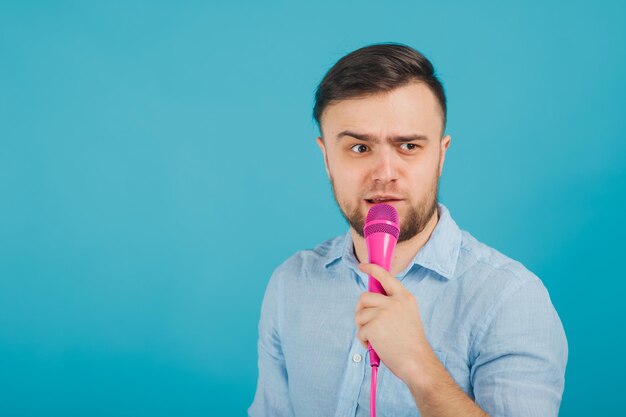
xmin=354 ymin=306 xmax=377 ymax=326
xmin=354 ymin=295 xmax=383 ymax=349
xmin=357 ymin=323 xmax=369 ymax=349
xmin=355 ymin=291 xmax=387 ymax=313
xmin=358 ymin=263 xmax=402 ymax=296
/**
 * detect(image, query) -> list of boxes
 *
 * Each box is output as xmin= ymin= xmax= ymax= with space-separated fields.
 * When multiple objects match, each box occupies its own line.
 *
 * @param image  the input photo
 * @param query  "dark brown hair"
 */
xmin=313 ymin=43 xmax=447 ymax=136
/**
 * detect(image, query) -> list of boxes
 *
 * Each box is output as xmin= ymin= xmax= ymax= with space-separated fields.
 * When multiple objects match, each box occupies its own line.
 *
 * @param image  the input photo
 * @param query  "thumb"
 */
xmin=358 ymin=263 xmax=401 ymax=296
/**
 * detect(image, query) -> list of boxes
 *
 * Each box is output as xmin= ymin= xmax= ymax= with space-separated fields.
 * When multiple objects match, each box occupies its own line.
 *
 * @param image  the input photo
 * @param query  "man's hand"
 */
xmin=355 ymin=263 xmax=490 ymax=417
xmin=354 ymin=262 xmax=434 ymax=384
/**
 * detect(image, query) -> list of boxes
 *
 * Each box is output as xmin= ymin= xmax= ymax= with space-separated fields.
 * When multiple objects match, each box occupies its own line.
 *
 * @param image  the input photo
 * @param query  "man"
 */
xmin=248 ymin=43 xmax=568 ymax=417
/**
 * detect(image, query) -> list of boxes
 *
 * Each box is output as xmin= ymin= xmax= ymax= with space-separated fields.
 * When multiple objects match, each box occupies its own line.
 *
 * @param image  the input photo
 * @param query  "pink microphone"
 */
xmin=363 ymin=203 xmax=400 ymax=368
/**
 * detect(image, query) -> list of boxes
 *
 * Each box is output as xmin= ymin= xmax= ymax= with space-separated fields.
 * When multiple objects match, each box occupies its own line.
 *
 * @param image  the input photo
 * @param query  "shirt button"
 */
xmin=352 ymin=353 xmax=362 ymax=363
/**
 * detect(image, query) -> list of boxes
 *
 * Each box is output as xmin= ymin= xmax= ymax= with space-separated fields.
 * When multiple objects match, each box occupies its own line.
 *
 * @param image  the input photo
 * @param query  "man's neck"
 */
xmin=351 ymin=207 xmax=440 ymax=276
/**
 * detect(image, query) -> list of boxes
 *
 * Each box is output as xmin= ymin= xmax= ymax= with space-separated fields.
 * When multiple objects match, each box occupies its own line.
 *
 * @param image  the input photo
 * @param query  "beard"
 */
xmin=329 ymin=173 xmax=439 ymax=243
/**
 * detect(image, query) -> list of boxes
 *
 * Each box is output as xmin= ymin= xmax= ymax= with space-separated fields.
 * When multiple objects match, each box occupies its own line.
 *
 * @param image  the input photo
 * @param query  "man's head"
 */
xmin=313 ymin=43 xmax=451 ymax=242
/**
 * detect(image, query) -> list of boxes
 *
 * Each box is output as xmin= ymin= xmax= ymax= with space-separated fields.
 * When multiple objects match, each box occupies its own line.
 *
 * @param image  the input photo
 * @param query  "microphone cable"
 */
xmin=370 ymin=362 xmax=378 ymax=417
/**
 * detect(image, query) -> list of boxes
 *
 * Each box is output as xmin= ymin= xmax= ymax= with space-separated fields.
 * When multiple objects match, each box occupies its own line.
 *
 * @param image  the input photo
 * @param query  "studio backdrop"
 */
xmin=1 ymin=1 xmax=624 ymax=416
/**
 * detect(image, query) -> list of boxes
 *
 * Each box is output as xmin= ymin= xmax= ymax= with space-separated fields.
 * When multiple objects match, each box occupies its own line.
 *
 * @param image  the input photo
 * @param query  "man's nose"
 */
xmin=371 ymin=147 xmax=399 ymax=183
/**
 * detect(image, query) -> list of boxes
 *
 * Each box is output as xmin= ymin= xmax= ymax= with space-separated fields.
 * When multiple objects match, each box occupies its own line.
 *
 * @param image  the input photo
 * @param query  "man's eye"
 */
xmin=401 ymin=143 xmax=420 ymax=151
xmin=350 ymin=144 xmax=369 ymax=154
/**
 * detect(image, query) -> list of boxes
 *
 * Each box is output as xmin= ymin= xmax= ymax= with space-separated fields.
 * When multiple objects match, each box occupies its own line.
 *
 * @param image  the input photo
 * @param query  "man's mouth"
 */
xmin=365 ymin=197 xmax=403 ymax=205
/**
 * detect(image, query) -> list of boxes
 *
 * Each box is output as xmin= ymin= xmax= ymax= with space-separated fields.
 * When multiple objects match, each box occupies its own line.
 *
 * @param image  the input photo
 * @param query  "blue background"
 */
xmin=1 ymin=1 xmax=624 ymax=416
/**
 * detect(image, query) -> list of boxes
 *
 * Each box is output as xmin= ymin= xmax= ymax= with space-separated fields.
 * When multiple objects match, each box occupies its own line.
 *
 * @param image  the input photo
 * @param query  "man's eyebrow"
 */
xmin=335 ymin=130 xmax=429 ymax=143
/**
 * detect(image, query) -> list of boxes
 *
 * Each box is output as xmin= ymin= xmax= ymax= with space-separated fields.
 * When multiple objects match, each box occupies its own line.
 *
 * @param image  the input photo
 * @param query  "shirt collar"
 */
xmin=323 ymin=203 xmax=462 ymax=281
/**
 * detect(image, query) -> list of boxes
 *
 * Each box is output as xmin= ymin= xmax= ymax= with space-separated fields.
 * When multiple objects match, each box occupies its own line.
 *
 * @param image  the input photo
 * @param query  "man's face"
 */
xmin=316 ymin=81 xmax=451 ymax=242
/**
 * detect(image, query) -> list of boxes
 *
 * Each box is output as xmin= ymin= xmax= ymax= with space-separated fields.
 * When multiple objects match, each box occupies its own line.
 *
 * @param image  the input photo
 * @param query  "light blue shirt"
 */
xmin=248 ymin=203 xmax=568 ymax=417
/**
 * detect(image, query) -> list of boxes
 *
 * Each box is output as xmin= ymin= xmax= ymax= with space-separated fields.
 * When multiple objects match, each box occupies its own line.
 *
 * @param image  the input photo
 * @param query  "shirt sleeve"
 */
xmin=248 ymin=269 xmax=294 ymax=417
xmin=470 ymin=277 xmax=568 ymax=417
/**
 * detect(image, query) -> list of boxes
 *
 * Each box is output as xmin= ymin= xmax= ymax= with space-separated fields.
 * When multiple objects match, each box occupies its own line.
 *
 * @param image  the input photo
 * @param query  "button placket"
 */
xmin=334 ymin=338 xmax=368 ymax=417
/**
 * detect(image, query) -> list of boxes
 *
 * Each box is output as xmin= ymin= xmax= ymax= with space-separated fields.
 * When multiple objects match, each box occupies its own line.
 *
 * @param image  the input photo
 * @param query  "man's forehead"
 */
xmin=322 ymin=120 xmax=438 ymax=143
xmin=320 ymin=83 xmax=443 ymax=139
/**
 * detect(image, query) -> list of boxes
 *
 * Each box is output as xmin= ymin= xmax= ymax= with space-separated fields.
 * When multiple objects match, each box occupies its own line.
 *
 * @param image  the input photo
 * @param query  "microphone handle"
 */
xmin=367 ymin=274 xmax=387 ymax=367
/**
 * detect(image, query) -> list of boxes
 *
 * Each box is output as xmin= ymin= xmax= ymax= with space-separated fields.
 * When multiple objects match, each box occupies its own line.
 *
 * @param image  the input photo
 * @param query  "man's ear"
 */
xmin=316 ymin=136 xmax=330 ymax=179
xmin=438 ymin=134 xmax=451 ymax=177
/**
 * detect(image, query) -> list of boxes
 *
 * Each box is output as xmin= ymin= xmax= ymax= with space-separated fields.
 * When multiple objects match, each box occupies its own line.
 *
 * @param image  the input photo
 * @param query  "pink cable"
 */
xmin=370 ymin=365 xmax=378 ymax=417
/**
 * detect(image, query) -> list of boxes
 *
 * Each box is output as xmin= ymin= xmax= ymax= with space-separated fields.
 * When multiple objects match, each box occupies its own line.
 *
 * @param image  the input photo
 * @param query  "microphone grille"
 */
xmin=364 ymin=203 xmax=400 ymax=238
xmin=364 ymin=222 xmax=400 ymax=239
xmin=365 ymin=203 xmax=399 ymax=224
